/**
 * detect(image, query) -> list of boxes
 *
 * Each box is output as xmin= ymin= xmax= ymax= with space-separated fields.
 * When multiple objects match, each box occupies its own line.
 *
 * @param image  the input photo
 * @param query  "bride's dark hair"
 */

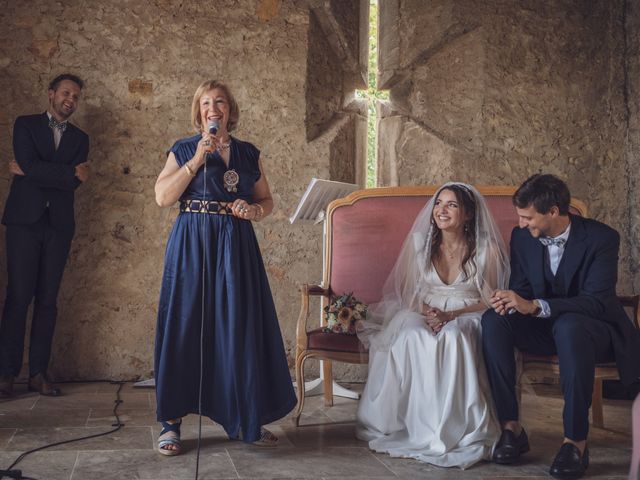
xmin=430 ymin=184 xmax=477 ymax=280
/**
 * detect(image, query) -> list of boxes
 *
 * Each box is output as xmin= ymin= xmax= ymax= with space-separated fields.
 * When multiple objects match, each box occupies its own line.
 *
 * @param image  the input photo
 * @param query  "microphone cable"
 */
xmin=0 ymin=381 xmax=125 ymax=480
xmin=194 ymin=141 xmax=209 ymax=480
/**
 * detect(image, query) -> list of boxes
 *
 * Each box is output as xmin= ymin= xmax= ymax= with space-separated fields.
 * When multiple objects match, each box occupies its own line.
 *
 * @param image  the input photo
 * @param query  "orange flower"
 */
xmin=338 ymin=307 xmax=353 ymax=327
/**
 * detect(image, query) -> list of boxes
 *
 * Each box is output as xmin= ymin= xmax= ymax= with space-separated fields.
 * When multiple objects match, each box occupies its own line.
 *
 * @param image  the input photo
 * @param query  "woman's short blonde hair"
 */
xmin=190 ymin=80 xmax=240 ymax=132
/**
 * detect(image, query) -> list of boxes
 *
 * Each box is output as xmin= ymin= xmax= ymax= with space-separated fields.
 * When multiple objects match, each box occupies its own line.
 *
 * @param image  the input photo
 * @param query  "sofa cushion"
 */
xmin=307 ymin=328 xmax=369 ymax=354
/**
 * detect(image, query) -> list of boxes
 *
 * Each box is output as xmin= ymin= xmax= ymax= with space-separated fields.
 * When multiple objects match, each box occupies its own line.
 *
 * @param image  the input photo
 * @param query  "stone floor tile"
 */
xmin=0 ymin=450 xmax=78 ymax=480
xmin=96 ymin=382 xmax=147 ymax=394
xmin=581 ymin=445 xmax=632 ymax=477
xmin=373 ymin=453 xmax=548 ymax=478
xmin=49 ymin=382 xmax=100 ymax=394
xmin=0 ymin=408 xmax=90 ymax=428
xmin=0 ymin=429 xmax=16 ymax=449
xmin=71 ymin=449 xmax=237 ymax=480
xmin=6 ymin=426 xmax=154 ymax=451
xmin=56 ymin=381 xmax=140 ymax=394
xmin=0 ymin=381 xmax=632 ymax=479
xmin=32 ymin=392 xmax=151 ymax=410
xmin=0 ymin=394 xmax=39 ymax=412
xmin=273 ymin=408 xmax=335 ymax=427
xmin=280 ymin=422 xmax=366 ymax=449
xmin=88 ymin=407 xmax=157 ymax=427
xmin=319 ymin=402 xmax=358 ymax=423
xmin=229 ymin=446 xmax=395 ymax=478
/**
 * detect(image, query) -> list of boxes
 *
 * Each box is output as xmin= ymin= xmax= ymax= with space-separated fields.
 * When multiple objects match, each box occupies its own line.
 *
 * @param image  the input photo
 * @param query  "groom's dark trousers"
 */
xmin=482 ymin=214 xmax=640 ymax=441
xmin=0 ymin=112 xmax=88 ymax=377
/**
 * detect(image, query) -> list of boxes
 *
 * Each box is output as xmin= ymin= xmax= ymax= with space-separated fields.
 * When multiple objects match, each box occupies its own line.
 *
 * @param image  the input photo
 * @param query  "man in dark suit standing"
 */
xmin=0 ymin=74 xmax=90 ymax=397
xmin=482 ymin=174 xmax=640 ymax=479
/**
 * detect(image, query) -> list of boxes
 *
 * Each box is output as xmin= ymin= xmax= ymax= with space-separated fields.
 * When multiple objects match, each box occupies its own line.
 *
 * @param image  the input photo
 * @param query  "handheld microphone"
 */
xmin=208 ymin=120 xmax=219 ymax=135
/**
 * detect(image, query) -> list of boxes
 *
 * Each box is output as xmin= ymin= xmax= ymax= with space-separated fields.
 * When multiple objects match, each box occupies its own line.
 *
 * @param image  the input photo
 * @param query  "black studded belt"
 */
xmin=179 ymin=199 xmax=234 ymax=215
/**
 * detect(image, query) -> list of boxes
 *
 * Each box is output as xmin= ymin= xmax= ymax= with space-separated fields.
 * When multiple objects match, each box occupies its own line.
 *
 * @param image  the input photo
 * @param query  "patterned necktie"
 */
xmin=539 ymin=237 xmax=566 ymax=247
xmin=49 ymin=117 xmax=68 ymax=132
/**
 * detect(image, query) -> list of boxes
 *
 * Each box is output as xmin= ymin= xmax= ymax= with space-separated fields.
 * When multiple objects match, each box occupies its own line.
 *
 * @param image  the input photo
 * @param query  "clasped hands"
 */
xmin=490 ymin=289 xmax=537 ymax=316
xmin=422 ymin=304 xmax=453 ymax=334
xmin=9 ymin=160 xmax=89 ymax=182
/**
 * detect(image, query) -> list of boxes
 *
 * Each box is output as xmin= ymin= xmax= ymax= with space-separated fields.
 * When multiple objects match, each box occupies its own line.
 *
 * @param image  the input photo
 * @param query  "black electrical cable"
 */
xmin=0 ymin=381 xmax=125 ymax=480
xmin=194 ymin=151 xmax=209 ymax=480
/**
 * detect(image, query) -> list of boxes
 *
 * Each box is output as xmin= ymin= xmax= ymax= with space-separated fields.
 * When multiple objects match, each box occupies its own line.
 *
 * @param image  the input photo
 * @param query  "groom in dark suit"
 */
xmin=482 ymin=174 xmax=640 ymax=479
xmin=0 ymin=73 xmax=90 ymax=397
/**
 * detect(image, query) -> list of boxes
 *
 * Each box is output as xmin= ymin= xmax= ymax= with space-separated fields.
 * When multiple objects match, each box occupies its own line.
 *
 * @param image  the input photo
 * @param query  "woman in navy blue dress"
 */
xmin=154 ymin=80 xmax=296 ymax=454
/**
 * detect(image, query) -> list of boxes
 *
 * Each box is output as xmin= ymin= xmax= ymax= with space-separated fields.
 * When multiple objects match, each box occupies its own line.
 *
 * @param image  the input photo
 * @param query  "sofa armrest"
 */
xmin=296 ymin=284 xmax=330 ymax=353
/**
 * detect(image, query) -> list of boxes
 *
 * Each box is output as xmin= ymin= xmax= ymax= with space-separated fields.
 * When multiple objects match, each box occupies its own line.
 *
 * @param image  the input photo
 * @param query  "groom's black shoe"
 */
xmin=492 ymin=428 xmax=530 ymax=464
xmin=549 ymin=443 xmax=589 ymax=479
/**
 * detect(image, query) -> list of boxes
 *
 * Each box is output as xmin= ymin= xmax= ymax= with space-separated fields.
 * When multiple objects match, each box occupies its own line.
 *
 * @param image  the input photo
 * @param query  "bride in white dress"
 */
xmin=356 ymin=183 xmax=510 ymax=469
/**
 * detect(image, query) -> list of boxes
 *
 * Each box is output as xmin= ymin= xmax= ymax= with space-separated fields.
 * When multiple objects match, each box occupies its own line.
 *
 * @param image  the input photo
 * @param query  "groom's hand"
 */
xmin=490 ymin=290 xmax=537 ymax=316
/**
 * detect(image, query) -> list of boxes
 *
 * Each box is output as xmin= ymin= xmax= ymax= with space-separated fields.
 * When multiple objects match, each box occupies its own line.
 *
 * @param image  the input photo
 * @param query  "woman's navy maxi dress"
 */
xmin=155 ymin=135 xmax=296 ymax=443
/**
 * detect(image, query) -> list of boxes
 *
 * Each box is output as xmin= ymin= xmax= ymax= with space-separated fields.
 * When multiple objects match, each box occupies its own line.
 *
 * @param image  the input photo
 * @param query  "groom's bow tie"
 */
xmin=48 ymin=117 xmax=68 ymax=132
xmin=539 ymin=237 xmax=566 ymax=247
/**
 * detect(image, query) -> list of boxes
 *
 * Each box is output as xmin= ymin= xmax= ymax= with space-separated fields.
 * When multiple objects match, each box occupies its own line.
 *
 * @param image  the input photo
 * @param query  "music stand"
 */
xmin=291 ymin=178 xmax=361 ymax=399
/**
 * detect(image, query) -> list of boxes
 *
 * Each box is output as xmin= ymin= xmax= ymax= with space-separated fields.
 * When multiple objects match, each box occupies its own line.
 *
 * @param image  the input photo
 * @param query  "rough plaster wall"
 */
xmin=378 ymin=0 xmax=634 ymax=293
xmin=6 ymin=0 xmax=633 ymax=388
xmin=0 ymin=0 xmax=367 ymax=381
xmin=626 ymin=0 xmax=640 ymax=293
xmin=304 ymin=0 xmax=368 ymax=380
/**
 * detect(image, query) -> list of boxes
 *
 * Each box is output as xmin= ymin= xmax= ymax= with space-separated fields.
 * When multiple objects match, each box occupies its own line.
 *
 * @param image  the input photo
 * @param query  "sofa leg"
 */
xmin=292 ymin=353 xmax=308 ymax=426
xmin=591 ymin=377 xmax=604 ymax=428
xmin=323 ymin=360 xmax=334 ymax=407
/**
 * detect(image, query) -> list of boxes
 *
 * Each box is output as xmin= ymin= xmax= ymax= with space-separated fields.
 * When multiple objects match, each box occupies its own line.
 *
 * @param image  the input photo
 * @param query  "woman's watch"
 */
xmin=531 ymin=299 xmax=542 ymax=316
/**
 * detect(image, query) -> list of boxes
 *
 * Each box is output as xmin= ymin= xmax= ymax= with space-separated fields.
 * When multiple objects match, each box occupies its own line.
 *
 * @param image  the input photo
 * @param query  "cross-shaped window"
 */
xmin=356 ymin=0 xmax=389 ymax=188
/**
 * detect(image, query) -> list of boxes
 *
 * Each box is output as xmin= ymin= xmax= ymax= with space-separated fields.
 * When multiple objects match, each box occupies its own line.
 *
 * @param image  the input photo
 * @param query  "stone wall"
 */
xmin=0 ymin=0 xmax=367 ymax=380
xmin=0 ymin=0 xmax=638 ymax=385
xmin=626 ymin=0 xmax=640 ymax=294
xmin=378 ymin=0 xmax=635 ymax=293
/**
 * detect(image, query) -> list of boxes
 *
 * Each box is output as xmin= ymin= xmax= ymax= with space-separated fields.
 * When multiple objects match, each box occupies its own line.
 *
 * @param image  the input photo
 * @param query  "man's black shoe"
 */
xmin=549 ymin=443 xmax=588 ymax=479
xmin=492 ymin=428 xmax=530 ymax=464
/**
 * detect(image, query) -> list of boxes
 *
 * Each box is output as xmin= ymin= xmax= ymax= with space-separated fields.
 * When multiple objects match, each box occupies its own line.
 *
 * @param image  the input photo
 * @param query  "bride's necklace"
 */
xmin=441 ymin=242 xmax=463 ymax=259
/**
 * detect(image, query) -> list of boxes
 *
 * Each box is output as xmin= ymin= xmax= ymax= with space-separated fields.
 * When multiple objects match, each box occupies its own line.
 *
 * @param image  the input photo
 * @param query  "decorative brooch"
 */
xmin=223 ymin=169 xmax=240 ymax=192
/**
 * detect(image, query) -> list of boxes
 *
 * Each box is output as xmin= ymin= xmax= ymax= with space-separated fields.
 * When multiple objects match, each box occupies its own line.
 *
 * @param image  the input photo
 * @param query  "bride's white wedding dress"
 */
xmin=356 ymin=265 xmax=500 ymax=469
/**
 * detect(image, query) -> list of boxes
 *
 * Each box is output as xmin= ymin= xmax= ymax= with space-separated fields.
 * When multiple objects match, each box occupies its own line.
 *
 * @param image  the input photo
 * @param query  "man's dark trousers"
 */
xmin=482 ymin=309 xmax=612 ymax=440
xmin=0 ymin=210 xmax=73 ymax=376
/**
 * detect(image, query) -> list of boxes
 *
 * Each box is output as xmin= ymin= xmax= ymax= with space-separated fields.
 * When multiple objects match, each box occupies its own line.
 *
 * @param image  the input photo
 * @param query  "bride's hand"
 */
xmin=424 ymin=306 xmax=453 ymax=333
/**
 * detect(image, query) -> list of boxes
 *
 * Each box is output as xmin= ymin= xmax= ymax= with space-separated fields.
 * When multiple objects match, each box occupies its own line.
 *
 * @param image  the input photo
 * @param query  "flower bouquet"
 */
xmin=324 ymin=292 xmax=367 ymax=335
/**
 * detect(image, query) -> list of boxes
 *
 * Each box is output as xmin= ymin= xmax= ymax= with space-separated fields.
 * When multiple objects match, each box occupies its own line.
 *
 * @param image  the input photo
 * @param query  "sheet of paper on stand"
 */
xmin=289 ymin=178 xmax=360 ymax=224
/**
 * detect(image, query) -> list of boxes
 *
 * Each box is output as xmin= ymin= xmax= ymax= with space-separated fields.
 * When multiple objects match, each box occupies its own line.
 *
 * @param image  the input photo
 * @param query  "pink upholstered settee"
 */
xmin=293 ymin=185 xmax=636 ymax=429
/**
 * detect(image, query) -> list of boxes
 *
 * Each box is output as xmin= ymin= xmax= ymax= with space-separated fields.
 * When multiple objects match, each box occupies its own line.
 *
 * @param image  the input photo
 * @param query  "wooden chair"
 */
xmin=630 ymin=393 xmax=640 ymax=479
